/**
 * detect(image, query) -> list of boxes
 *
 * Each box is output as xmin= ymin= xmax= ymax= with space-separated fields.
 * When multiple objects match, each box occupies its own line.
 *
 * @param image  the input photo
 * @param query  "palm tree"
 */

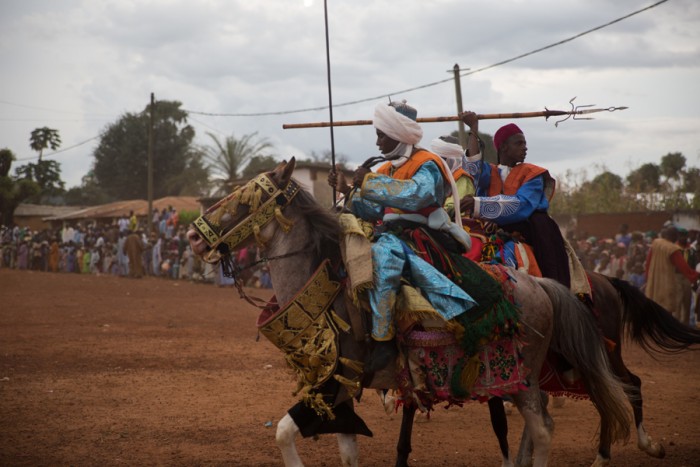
xmin=203 ymin=132 xmax=273 ymax=194
xmin=30 ymin=127 xmax=61 ymax=161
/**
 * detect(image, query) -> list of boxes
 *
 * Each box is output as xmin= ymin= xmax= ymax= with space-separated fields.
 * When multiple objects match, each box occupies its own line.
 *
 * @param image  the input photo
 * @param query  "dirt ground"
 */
xmin=1 ymin=269 xmax=699 ymax=467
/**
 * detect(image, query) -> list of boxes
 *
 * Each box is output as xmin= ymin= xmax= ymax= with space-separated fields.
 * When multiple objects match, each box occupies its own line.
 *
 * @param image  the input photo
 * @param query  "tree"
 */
xmin=29 ymin=127 xmax=61 ymax=161
xmin=14 ymin=160 xmax=65 ymax=203
xmin=203 ymin=132 xmax=273 ymax=195
xmin=63 ymin=170 xmax=112 ymax=206
xmin=0 ymin=148 xmax=41 ymax=225
xmin=93 ymin=100 xmax=209 ymax=200
xmin=449 ymin=130 xmax=497 ymax=163
xmin=626 ymin=163 xmax=660 ymax=192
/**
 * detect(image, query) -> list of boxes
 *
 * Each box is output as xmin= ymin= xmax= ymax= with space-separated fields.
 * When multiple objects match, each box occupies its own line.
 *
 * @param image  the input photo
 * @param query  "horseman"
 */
xmin=329 ymin=101 xmax=517 ymax=374
xmin=458 ymin=111 xmax=590 ymax=297
xmin=431 ymin=133 xmax=541 ymax=274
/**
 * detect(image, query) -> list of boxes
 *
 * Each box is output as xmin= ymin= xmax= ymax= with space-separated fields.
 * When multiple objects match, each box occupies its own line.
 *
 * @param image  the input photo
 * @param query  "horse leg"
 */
xmin=395 ymin=404 xmax=417 ymax=467
xmin=488 ymin=397 xmax=514 ymax=467
xmin=337 ymin=433 xmax=359 ymax=467
xmin=513 ymin=388 xmax=553 ymax=467
xmin=276 ymin=413 xmax=304 ymax=467
xmin=626 ymin=369 xmax=665 ymax=458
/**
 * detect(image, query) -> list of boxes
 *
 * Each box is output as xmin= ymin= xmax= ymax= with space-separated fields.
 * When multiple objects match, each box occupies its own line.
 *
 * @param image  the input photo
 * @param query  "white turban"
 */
xmin=430 ymin=137 xmax=464 ymax=172
xmin=373 ymin=103 xmax=423 ymax=145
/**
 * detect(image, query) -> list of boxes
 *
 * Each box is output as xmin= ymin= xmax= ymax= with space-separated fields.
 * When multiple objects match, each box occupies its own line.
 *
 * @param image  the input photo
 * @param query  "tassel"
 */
xmin=253 ymin=224 xmax=268 ymax=248
xmin=338 ymin=357 xmax=364 ymax=374
xmin=251 ymin=187 xmax=263 ymax=211
xmin=274 ymin=206 xmax=295 ymax=233
xmin=459 ymin=354 xmax=481 ymax=392
xmin=333 ymin=374 xmax=361 ymax=395
xmin=331 ymin=310 xmax=351 ymax=333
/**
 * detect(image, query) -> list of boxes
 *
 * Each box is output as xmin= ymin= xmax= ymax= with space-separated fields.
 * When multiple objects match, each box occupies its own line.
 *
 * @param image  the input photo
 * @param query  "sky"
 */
xmin=1 ymin=0 xmax=699 ymax=190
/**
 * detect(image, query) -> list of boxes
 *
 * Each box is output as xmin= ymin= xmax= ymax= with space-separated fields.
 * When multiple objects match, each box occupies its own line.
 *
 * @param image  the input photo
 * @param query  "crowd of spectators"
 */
xmin=3 ymin=217 xmax=697 ymax=303
xmin=0 ymin=206 xmax=272 ymax=289
xmin=566 ymin=223 xmax=699 ymax=289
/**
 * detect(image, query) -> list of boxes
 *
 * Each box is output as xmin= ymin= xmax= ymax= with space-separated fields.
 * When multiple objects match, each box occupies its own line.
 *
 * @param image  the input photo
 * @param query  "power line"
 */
xmin=184 ymin=0 xmax=670 ymax=118
xmin=16 ymin=135 xmax=101 ymax=162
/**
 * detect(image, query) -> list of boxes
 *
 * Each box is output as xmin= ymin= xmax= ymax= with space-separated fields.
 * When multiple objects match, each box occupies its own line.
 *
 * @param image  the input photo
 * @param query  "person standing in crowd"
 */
xmin=615 ymin=223 xmax=632 ymax=248
xmin=152 ymin=233 xmax=163 ymax=276
xmin=645 ymin=225 xmax=700 ymax=325
xmin=49 ymin=238 xmax=60 ymax=272
xmin=16 ymin=240 xmax=28 ymax=270
xmin=118 ymin=214 xmax=129 ymax=233
xmin=128 ymin=210 xmax=138 ymax=232
xmin=123 ymin=229 xmax=146 ymax=278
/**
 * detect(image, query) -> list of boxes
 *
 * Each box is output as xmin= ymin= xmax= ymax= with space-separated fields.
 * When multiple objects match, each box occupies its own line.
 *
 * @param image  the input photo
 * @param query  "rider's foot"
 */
xmin=366 ymin=339 xmax=398 ymax=373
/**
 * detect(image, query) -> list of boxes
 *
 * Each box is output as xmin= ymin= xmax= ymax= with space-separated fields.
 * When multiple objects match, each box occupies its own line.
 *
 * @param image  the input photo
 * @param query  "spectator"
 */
xmin=645 ymin=225 xmax=699 ymax=325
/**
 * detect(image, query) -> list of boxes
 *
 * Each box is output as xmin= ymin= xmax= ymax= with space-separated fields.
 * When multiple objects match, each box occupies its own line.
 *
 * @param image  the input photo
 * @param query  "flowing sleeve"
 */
xmin=473 ymin=175 xmax=549 ymax=224
xmin=359 ymin=161 xmax=446 ymax=211
xmin=464 ymin=152 xmax=491 ymax=196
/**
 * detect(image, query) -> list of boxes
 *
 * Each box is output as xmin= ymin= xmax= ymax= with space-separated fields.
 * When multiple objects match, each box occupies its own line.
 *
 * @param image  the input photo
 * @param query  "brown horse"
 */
xmin=495 ymin=271 xmax=700 ymax=467
xmin=187 ymin=159 xmax=631 ymax=467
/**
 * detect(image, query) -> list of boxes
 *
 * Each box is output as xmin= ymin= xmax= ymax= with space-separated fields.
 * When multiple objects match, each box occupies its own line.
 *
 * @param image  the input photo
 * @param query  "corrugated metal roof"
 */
xmin=44 ymin=196 xmax=202 ymax=221
xmin=14 ymin=204 xmax=82 ymax=217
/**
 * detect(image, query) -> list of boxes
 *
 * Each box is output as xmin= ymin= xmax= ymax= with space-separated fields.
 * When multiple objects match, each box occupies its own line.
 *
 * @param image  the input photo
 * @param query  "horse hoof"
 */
xmin=638 ymin=439 xmax=666 ymax=458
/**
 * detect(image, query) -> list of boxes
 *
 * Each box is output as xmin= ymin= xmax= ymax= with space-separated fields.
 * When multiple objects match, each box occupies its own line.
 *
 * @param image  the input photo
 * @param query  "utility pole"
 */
xmin=452 ymin=64 xmax=467 ymax=148
xmin=147 ymin=92 xmax=154 ymax=236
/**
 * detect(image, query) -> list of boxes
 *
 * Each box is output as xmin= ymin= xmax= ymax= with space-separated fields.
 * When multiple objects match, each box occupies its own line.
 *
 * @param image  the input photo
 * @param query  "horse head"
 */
xmin=187 ymin=158 xmax=300 ymax=262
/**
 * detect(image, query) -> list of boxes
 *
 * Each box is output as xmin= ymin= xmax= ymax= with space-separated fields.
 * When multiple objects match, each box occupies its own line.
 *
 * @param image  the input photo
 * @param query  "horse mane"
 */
xmin=289 ymin=181 xmax=342 ymax=267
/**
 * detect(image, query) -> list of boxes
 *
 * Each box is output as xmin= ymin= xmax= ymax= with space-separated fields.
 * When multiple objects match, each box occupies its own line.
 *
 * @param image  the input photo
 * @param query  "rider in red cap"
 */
xmin=458 ymin=112 xmax=572 ymax=289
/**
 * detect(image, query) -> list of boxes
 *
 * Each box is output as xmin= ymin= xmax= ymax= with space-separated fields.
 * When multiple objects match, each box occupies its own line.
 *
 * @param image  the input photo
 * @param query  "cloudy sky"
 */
xmin=2 ymin=0 xmax=699 ymax=190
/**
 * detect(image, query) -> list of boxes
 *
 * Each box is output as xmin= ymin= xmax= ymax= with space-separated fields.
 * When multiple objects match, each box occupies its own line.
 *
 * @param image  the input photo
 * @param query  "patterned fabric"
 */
xmin=398 ymin=329 xmax=528 ymax=411
xmin=346 ymin=160 xmax=477 ymax=340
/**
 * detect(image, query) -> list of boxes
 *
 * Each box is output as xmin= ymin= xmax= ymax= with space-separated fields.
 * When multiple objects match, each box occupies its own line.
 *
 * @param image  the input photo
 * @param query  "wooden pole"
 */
xmin=452 ymin=64 xmax=467 ymax=148
xmin=282 ymin=107 xmax=626 ymax=129
xmin=147 ymin=92 xmax=154 ymax=236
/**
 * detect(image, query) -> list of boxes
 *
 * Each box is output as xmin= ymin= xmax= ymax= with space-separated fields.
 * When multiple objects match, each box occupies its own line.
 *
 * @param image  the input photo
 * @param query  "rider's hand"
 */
xmin=328 ymin=166 xmax=351 ymax=195
xmin=352 ymin=167 xmax=371 ymax=188
xmin=459 ymin=111 xmax=479 ymax=131
xmin=460 ymin=195 xmax=475 ymax=217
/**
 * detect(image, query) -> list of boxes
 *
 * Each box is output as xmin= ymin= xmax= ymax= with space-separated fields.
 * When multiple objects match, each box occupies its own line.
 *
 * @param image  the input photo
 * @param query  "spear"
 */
xmin=283 ymin=99 xmax=628 ymax=129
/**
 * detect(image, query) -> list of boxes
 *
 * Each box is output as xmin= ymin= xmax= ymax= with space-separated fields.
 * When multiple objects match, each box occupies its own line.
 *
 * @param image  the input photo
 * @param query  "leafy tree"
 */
xmin=203 ymin=131 xmax=273 ymax=194
xmin=449 ymin=130 xmax=497 ymax=163
xmin=14 ymin=159 xmax=65 ymax=203
xmin=626 ymin=163 xmax=660 ymax=192
xmin=63 ymin=171 xmax=112 ymax=206
xmin=0 ymin=148 xmax=41 ymax=225
xmin=660 ymin=152 xmax=685 ymax=184
xmin=29 ymin=127 xmax=61 ymax=161
xmin=93 ymin=100 xmax=209 ymax=200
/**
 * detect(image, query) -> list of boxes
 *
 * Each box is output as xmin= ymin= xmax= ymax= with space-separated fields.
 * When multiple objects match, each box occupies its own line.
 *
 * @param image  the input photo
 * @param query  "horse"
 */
xmin=489 ymin=270 xmax=700 ymax=467
xmin=187 ymin=158 xmax=631 ymax=467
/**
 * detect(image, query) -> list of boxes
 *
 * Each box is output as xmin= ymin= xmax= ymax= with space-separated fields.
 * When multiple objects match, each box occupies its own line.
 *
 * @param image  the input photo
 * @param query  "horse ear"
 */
xmin=271 ymin=157 xmax=296 ymax=186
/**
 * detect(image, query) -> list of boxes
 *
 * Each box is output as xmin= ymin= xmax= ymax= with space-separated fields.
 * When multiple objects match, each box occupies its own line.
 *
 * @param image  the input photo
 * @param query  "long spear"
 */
xmin=283 ymin=100 xmax=628 ymax=129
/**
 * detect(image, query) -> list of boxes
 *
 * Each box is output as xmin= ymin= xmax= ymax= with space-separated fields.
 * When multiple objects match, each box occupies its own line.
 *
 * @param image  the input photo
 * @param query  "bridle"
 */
xmin=191 ymin=172 xmax=301 ymax=264
xmin=190 ymin=172 xmax=303 ymax=311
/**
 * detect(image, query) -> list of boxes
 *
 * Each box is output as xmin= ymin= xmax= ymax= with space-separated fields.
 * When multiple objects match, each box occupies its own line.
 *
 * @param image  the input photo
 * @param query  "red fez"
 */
xmin=493 ymin=123 xmax=524 ymax=152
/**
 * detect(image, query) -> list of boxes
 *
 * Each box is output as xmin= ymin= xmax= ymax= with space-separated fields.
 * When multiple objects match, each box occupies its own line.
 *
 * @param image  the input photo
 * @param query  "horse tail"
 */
xmin=536 ymin=277 xmax=631 ymax=444
xmin=609 ymin=277 xmax=700 ymax=354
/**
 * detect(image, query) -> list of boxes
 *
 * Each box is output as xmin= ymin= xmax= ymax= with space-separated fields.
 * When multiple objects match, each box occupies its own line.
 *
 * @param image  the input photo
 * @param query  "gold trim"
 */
xmin=258 ymin=261 xmax=349 ymax=414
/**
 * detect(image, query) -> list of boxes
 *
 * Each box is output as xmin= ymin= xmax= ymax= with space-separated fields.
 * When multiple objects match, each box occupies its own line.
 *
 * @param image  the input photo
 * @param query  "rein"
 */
xmin=221 ymin=244 xmax=315 ymax=313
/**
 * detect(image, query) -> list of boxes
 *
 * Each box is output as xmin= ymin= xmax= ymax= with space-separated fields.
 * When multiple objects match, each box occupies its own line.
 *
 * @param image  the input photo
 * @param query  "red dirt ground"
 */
xmin=1 ymin=269 xmax=699 ymax=467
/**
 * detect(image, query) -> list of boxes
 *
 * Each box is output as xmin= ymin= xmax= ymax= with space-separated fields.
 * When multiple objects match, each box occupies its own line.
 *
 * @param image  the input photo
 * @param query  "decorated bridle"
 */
xmin=191 ymin=172 xmax=301 ymax=265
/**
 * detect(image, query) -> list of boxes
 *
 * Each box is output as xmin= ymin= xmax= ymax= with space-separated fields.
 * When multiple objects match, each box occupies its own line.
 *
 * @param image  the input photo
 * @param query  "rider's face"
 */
xmin=499 ymin=133 xmax=527 ymax=167
xmin=376 ymin=130 xmax=400 ymax=156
